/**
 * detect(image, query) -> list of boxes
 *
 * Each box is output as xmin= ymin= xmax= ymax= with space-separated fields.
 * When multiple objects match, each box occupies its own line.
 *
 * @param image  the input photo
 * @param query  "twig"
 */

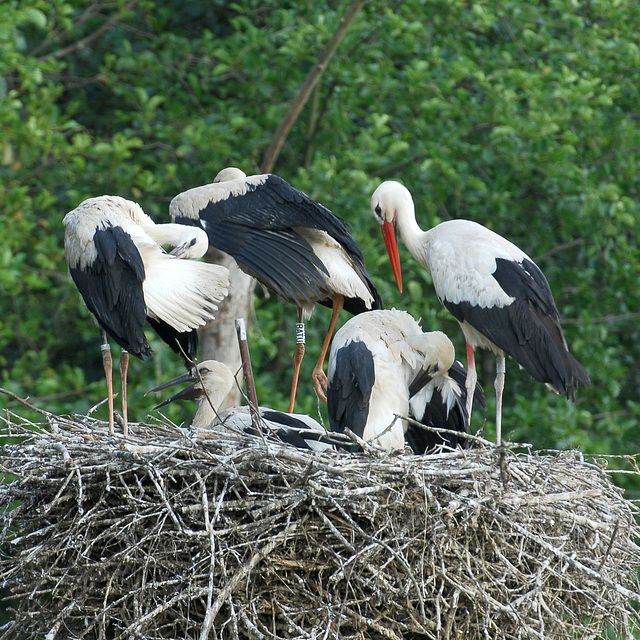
xmin=202 ymin=526 xmax=296 ymax=629
xmin=261 ymin=0 xmax=366 ymax=173
xmin=0 ymin=387 xmax=56 ymax=419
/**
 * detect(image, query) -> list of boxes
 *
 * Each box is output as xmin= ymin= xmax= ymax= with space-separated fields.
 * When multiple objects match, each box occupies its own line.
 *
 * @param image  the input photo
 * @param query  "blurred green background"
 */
xmin=1 ymin=0 xmax=638 ymax=482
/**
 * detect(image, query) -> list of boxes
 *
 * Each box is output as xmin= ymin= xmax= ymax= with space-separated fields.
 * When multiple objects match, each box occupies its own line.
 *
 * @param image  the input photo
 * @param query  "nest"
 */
xmin=1 ymin=406 xmax=640 ymax=640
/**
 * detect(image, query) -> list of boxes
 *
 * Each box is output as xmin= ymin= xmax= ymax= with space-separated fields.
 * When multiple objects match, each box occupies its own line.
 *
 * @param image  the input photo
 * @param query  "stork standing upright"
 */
xmin=370 ymin=181 xmax=589 ymax=444
xmin=169 ymin=168 xmax=382 ymax=411
xmin=326 ymin=309 xmax=478 ymax=452
xmin=149 ymin=360 xmax=352 ymax=451
xmin=64 ymin=195 xmax=230 ymax=434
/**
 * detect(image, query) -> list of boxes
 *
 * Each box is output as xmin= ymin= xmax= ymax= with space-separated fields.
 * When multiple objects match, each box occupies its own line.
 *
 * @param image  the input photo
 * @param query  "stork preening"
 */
xmin=169 ymin=168 xmax=382 ymax=412
xmin=326 ymin=309 xmax=480 ymax=453
xmin=149 ymin=360 xmax=352 ymax=452
xmin=64 ymin=195 xmax=230 ymax=435
xmin=370 ymin=181 xmax=590 ymax=444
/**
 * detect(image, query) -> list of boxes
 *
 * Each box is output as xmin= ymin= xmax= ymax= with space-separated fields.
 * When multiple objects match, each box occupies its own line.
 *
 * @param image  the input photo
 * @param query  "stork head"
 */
xmin=406 ymin=330 xmax=456 ymax=376
xmin=169 ymin=226 xmax=210 ymax=259
xmin=371 ymin=181 xmax=411 ymax=293
xmin=147 ymin=360 xmax=235 ymax=428
xmin=214 ymin=167 xmax=247 ymax=183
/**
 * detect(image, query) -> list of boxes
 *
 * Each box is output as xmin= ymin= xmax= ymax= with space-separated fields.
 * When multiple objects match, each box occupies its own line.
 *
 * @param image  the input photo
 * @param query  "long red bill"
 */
xmin=381 ymin=219 xmax=403 ymax=292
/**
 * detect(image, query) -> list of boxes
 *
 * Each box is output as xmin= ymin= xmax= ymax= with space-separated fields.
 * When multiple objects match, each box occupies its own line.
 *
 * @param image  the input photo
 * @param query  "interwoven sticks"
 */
xmin=1 ymin=413 xmax=639 ymax=640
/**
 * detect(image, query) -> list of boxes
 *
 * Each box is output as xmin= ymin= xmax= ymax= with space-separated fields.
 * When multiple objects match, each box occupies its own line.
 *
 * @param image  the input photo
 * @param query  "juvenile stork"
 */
xmin=326 ymin=309 xmax=479 ymax=452
xmin=149 ymin=360 xmax=352 ymax=452
xmin=169 ymin=168 xmax=382 ymax=411
xmin=63 ymin=195 xmax=230 ymax=434
xmin=370 ymin=180 xmax=589 ymax=444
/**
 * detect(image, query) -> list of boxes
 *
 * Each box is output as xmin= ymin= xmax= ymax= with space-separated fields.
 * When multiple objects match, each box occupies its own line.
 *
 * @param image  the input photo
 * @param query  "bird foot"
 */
xmin=313 ymin=368 xmax=328 ymax=403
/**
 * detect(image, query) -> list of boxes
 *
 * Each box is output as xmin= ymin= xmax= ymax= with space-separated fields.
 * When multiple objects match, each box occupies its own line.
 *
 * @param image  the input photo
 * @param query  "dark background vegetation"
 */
xmin=1 ymin=0 xmax=639 ymax=478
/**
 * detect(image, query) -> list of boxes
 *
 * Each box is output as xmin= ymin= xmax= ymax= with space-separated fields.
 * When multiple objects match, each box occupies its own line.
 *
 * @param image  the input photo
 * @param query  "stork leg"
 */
xmin=120 ymin=350 xmax=130 ymax=436
xmin=312 ymin=294 xmax=344 ymax=404
xmin=100 ymin=329 xmax=115 ymax=435
xmin=494 ymin=353 xmax=506 ymax=446
xmin=288 ymin=309 xmax=306 ymax=413
xmin=464 ymin=342 xmax=477 ymax=427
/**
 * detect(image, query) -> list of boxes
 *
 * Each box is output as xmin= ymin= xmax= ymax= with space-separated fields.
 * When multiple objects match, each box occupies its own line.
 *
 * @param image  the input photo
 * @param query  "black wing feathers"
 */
xmin=147 ymin=319 xmax=198 ymax=366
xmin=178 ymin=174 xmax=381 ymax=313
xmin=443 ymin=257 xmax=589 ymax=398
xmin=327 ymin=340 xmax=375 ymax=438
xmin=70 ymin=226 xmax=151 ymax=358
xmin=406 ymin=361 xmax=480 ymax=453
xmin=247 ymin=411 xmax=355 ymax=451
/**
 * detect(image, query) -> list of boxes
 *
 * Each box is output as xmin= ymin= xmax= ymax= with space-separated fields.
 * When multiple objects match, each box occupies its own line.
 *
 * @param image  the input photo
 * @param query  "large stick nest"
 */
xmin=1 ymin=409 xmax=639 ymax=640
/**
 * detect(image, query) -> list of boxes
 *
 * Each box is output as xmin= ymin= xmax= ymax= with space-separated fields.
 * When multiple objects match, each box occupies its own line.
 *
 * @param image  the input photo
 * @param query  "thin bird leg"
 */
xmin=288 ymin=308 xmax=306 ymax=413
xmin=494 ymin=352 xmax=506 ymax=446
xmin=313 ymin=294 xmax=344 ymax=404
xmin=120 ymin=350 xmax=130 ymax=436
xmin=100 ymin=329 xmax=115 ymax=435
xmin=464 ymin=342 xmax=477 ymax=427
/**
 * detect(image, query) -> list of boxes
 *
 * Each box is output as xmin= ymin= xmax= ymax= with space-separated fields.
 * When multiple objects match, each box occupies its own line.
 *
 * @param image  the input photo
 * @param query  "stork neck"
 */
xmin=150 ymin=223 xmax=209 ymax=259
xmin=192 ymin=393 xmax=223 ymax=429
xmin=395 ymin=202 xmax=429 ymax=267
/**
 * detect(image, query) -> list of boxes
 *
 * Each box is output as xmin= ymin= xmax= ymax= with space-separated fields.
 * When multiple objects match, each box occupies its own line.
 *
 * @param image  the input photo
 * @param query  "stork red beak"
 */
xmin=381 ymin=219 xmax=403 ymax=293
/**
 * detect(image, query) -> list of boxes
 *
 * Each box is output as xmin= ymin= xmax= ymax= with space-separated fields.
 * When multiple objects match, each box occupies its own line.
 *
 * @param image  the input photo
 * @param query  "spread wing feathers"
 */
xmin=171 ymin=174 xmax=382 ymax=312
xmin=327 ymin=339 xmax=375 ymax=439
xmin=172 ymin=174 xmax=353 ymax=239
xmin=208 ymin=223 xmax=331 ymax=307
xmin=68 ymin=226 xmax=151 ymax=357
xmin=142 ymin=250 xmax=229 ymax=334
xmin=443 ymin=257 xmax=589 ymax=398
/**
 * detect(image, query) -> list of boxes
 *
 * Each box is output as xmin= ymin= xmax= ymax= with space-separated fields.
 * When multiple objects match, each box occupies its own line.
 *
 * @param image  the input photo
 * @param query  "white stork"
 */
xmin=326 ymin=309 xmax=479 ymax=452
xmin=149 ymin=360 xmax=352 ymax=452
xmin=169 ymin=168 xmax=382 ymax=412
xmin=63 ymin=195 xmax=230 ymax=435
xmin=370 ymin=180 xmax=590 ymax=444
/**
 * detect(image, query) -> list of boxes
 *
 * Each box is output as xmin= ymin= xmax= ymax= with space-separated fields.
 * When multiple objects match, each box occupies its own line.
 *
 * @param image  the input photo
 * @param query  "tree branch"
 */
xmin=260 ymin=0 xmax=367 ymax=174
xmin=36 ymin=0 xmax=140 ymax=63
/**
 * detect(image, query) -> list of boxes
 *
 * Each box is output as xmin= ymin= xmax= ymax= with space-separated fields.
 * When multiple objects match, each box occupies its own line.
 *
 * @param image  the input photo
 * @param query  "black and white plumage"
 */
xmin=63 ymin=195 xmax=230 ymax=434
xmin=326 ymin=309 xmax=479 ymax=453
xmin=149 ymin=360 xmax=352 ymax=452
xmin=370 ymin=180 xmax=589 ymax=444
xmin=170 ymin=168 xmax=382 ymax=411
xmin=406 ymin=359 xmax=482 ymax=453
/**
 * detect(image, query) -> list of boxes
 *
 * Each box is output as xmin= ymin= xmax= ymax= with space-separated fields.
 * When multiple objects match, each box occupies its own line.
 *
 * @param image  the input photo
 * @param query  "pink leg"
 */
xmin=465 ymin=342 xmax=477 ymax=426
xmin=100 ymin=330 xmax=115 ymax=435
xmin=120 ymin=350 xmax=130 ymax=436
xmin=288 ymin=309 xmax=306 ymax=413
xmin=312 ymin=294 xmax=344 ymax=404
xmin=494 ymin=353 xmax=505 ymax=446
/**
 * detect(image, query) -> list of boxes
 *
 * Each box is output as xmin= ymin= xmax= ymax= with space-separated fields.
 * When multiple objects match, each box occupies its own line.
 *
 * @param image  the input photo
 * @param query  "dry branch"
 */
xmin=1 ymin=411 xmax=639 ymax=640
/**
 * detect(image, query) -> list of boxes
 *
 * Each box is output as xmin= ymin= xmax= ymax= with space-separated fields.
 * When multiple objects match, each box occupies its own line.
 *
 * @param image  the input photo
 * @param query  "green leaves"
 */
xmin=0 ymin=0 xmax=638 ymax=476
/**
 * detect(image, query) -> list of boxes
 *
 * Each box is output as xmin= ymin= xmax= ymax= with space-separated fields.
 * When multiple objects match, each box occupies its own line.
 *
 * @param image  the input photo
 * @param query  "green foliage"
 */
xmin=1 ymin=0 xmax=639 ymax=482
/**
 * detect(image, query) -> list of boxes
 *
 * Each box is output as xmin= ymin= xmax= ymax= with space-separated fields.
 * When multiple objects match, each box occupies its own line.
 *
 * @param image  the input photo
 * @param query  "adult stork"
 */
xmin=64 ymin=195 xmax=230 ymax=435
xmin=326 ymin=309 xmax=479 ymax=452
xmin=149 ymin=360 xmax=352 ymax=452
xmin=370 ymin=180 xmax=590 ymax=444
xmin=169 ymin=168 xmax=382 ymax=412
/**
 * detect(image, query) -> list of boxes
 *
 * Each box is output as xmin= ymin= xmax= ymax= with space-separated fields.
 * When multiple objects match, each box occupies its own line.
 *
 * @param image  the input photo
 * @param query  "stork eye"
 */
xmin=374 ymin=204 xmax=382 ymax=216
